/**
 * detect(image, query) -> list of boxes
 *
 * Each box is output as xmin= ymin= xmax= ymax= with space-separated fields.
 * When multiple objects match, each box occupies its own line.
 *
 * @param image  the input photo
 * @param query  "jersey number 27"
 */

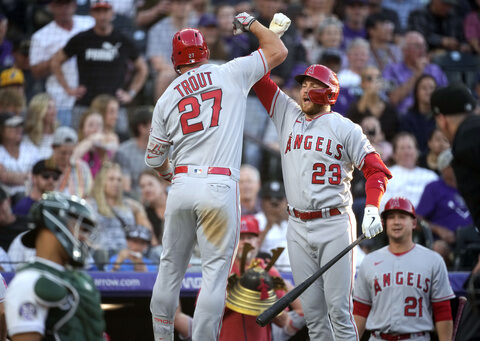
xmin=178 ymin=89 xmax=223 ymax=135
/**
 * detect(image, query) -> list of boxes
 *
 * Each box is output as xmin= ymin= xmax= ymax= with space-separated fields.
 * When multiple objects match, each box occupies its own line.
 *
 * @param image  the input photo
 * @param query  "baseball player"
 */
xmin=251 ymin=18 xmax=392 ymax=341
xmin=145 ymin=13 xmax=289 ymax=341
xmin=5 ymin=192 xmax=105 ymax=341
xmin=353 ymin=197 xmax=455 ymax=341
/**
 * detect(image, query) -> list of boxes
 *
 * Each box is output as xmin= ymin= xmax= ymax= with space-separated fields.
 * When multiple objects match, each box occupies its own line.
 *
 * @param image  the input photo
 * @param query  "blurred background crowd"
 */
xmin=0 ymin=0 xmax=479 ymax=277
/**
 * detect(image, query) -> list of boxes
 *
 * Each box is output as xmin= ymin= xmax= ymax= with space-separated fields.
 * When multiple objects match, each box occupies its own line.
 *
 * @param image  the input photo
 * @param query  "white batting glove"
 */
xmin=362 ymin=206 xmax=383 ymax=239
xmin=269 ymin=13 xmax=291 ymax=38
xmin=233 ymin=12 xmax=256 ymax=35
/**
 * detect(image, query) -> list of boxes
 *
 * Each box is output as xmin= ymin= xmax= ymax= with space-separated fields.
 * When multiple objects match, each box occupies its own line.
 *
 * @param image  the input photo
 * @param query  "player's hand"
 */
xmin=269 ymin=13 xmax=291 ymax=38
xmin=233 ymin=12 xmax=256 ymax=35
xmin=362 ymin=206 xmax=383 ymax=238
xmin=158 ymin=160 xmax=174 ymax=183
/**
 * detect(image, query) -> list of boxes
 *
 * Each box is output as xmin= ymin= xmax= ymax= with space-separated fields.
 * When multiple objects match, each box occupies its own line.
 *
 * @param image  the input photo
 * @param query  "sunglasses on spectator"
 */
xmin=41 ymin=172 xmax=60 ymax=181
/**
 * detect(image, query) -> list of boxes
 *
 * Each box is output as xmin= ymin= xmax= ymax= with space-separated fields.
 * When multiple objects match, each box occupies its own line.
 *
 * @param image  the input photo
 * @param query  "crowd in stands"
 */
xmin=0 ymin=0 xmax=479 ymax=277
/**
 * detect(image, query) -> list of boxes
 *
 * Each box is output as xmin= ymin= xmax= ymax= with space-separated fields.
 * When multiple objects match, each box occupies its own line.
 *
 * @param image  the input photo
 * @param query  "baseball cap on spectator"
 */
xmin=437 ymin=148 xmax=453 ymax=172
xmin=431 ymin=84 xmax=477 ymax=116
xmin=240 ymin=215 xmax=260 ymax=235
xmin=198 ymin=13 xmax=218 ymax=27
xmin=126 ymin=225 xmax=152 ymax=242
xmin=0 ymin=112 xmax=24 ymax=127
xmin=91 ymin=0 xmax=112 ymax=9
xmin=441 ymin=0 xmax=457 ymax=5
xmin=52 ymin=126 xmax=78 ymax=146
xmin=260 ymin=181 xmax=285 ymax=199
xmin=32 ymin=159 xmax=62 ymax=177
xmin=0 ymin=68 xmax=24 ymax=87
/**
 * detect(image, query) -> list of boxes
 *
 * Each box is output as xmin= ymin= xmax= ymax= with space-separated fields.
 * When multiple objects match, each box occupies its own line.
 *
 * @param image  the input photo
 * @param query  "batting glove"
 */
xmin=362 ymin=206 xmax=383 ymax=238
xmin=233 ymin=12 xmax=256 ymax=35
xmin=158 ymin=161 xmax=173 ymax=183
xmin=269 ymin=13 xmax=291 ymax=38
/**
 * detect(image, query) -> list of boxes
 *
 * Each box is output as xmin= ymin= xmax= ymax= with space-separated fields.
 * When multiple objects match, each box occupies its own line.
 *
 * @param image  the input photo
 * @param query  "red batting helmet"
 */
xmin=171 ymin=28 xmax=209 ymax=74
xmin=381 ymin=197 xmax=416 ymax=220
xmin=294 ymin=64 xmax=340 ymax=105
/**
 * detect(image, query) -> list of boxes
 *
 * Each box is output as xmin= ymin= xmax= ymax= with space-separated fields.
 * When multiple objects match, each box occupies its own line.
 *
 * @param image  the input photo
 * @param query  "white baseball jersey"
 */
xmin=146 ymin=50 xmax=268 ymax=170
xmin=0 ymin=273 xmax=6 ymax=303
xmin=353 ymin=244 xmax=455 ymax=334
xmin=264 ymin=91 xmax=375 ymax=210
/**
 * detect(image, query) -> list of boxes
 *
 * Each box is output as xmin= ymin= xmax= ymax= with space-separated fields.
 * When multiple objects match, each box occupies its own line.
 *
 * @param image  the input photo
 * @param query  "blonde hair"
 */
xmin=25 ymin=93 xmax=56 ymax=145
xmin=91 ymin=161 xmax=123 ymax=217
xmin=90 ymin=94 xmax=118 ymax=128
xmin=0 ymin=88 xmax=25 ymax=113
xmin=77 ymin=110 xmax=103 ymax=141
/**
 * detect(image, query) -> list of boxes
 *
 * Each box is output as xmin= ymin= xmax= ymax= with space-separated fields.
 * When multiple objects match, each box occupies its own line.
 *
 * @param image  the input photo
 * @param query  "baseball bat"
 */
xmin=452 ymin=296 xmax=467 ymax=341
xmin=256 ymin=233 xmax=366 ymax=327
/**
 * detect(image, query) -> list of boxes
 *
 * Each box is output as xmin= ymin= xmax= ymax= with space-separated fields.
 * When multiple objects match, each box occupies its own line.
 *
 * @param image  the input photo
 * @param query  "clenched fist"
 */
xmin=362 ymin=206 xmax=383 ymax=238
xmin=233 ymin=12 xmax=256 ymax=35
xmin=269 ymin=13 xmax=291 ymax=38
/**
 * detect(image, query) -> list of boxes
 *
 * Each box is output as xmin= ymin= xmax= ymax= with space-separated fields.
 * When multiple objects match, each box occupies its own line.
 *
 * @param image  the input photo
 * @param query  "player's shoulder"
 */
xmin=361 ymin=246 xmax=389 ymax=265
xmin=325 ymin=111 xmax=361 ymax=130
xmin=413 ymin=244 xmax=445 ymax=262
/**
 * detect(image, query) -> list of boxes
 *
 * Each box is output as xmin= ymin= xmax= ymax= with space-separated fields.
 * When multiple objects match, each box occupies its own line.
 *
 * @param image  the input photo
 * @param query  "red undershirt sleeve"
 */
xmin=432 ymin=300 xmax=453 ymax=322
xmin=252 ymin=72 xmax=279 ymax=112
xmin=361 ymin=153 xmax=392 ymax=208
xmin=353 ymin=300 xmax=371 ymax=318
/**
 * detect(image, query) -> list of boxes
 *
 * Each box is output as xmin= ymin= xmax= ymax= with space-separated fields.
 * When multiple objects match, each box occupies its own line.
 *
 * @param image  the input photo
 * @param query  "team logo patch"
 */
xmin=19 ymin=302 xmax=37 ymax=320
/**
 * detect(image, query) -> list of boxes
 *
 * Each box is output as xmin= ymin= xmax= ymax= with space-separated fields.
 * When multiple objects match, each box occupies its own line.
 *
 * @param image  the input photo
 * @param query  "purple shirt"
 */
xmin=417 ymin=179 xmax=473 ymax=232
xmin=12 ymin=197 xmax=36 ymax=216
xmin=0 ymin=40 xmax=14 ymax=70
xmin=342 ymin=25 xmax=367 ymax=50
xmin=382 ymin=61 xmax=448 ymax=114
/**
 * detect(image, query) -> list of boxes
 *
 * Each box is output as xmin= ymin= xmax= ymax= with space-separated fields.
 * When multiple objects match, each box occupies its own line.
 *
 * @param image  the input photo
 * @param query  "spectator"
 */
xmin=417 ymin=148 xmax=473 ymax=263
xmin=0 ymin=88 xmax=25 ymax=115
xmin=11 ymin=38 xmax=41 ymax=102
xmin=383 ymin=31 xmax=448 ymax=114
xmin=335 ymin=38 xmax=371 ymax=114
xmin=417 ymin=128 xmax=450 ymax=174
xmin=106 ymin=224 xmax=158 ymax=272
xmin=239 ymin=164 xmax=262 ymax=216
xmin=12 ymin=159 xmax=62 ymax=216
xmin=347 ymin=65 xmax=399 ymax=141
xmin=365 ymin=12 xmax=402 ymax=72
xmin=304 ymin=16 xmax=344 ymax=66
xmin=400 ymin=74 xmax=438 ymax=154
xmin=139 ymin=169 xmax=168 ymax=245
xmin=255 ymin=181 xmax=290 ymax=271
xmin=0 ymin=248 xmax=12 ymax=273
xmin=51 ymin=0 xmax=148 ymax=134
xmin=135 ymin=0 xmax=171 ymax=29
xmin=338 ymin=37 xmax=370 ymax=88
xmin=366 ymin=0 xmax=402 ymax=37
xmin=381 ymin=0 xmax=424 ymax=30
xmin=215 ymin=4 xmax=250 ymax=60
xmin=302 ymin=0 xmax=335 ymax=32
xmin=114 ymin=106 xmax=152 ymax=198
xmin=90 ymin=94 xmax=121 ymax=143
xmin=72 ymin=110 xmax=116 ymax=178
xmin=48 ymin=126 xmax=93 ymax=198
xmin=147 ymin=0 xmax=198 ymax=100
xmin=360 ymin=116 xmax=393 ymax=163
xmin=0 ymin=186 xmax=28 ymax=254
xmin=0 ymin=67 xmax=24 ymax=96
xmin=0 ymin=113 xmax=41 ymax=196
xmin=464 ymin=0 xmax=480 ymax=55
xmin=89 ymin=162 xmax=155 ymax=257
xmin=23 ymin=93 xmax=58 ymax=159
xmin=29 ymin=0 xmax=94 ymax=126
xmin=0 ymin=12 xmax=13 ymax=70
xmin=408 ymin=0 xmax=469 ymax=53
xmin=342 ymin=0 xmax=369 ymax=50
xmin=381 ymin=132 xmax=438 ymax=209
xmin=197 ymin=13 xmax=229 ymax=63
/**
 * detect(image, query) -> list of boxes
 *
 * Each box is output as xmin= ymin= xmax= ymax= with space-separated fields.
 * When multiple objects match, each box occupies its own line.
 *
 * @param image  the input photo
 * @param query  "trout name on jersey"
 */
xmin=174 ymin=71 xmax=213 ymax=97
xmin=373 ymin=271 xmax=430 ymax=296
xmin=284 ymin=133 xmax=343 ymax=160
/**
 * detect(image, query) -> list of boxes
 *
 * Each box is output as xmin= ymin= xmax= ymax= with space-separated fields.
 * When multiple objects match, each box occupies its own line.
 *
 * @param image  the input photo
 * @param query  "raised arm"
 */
xmin=233 ymin=12 xmax=287 ymax=71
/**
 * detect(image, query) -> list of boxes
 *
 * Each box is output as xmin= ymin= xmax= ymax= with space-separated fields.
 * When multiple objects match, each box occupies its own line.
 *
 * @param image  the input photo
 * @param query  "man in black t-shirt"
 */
xmin=51 ymin=0 xmax=148 ymax=132
xmin=431 ymin=84 xmax=480 ymax=229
